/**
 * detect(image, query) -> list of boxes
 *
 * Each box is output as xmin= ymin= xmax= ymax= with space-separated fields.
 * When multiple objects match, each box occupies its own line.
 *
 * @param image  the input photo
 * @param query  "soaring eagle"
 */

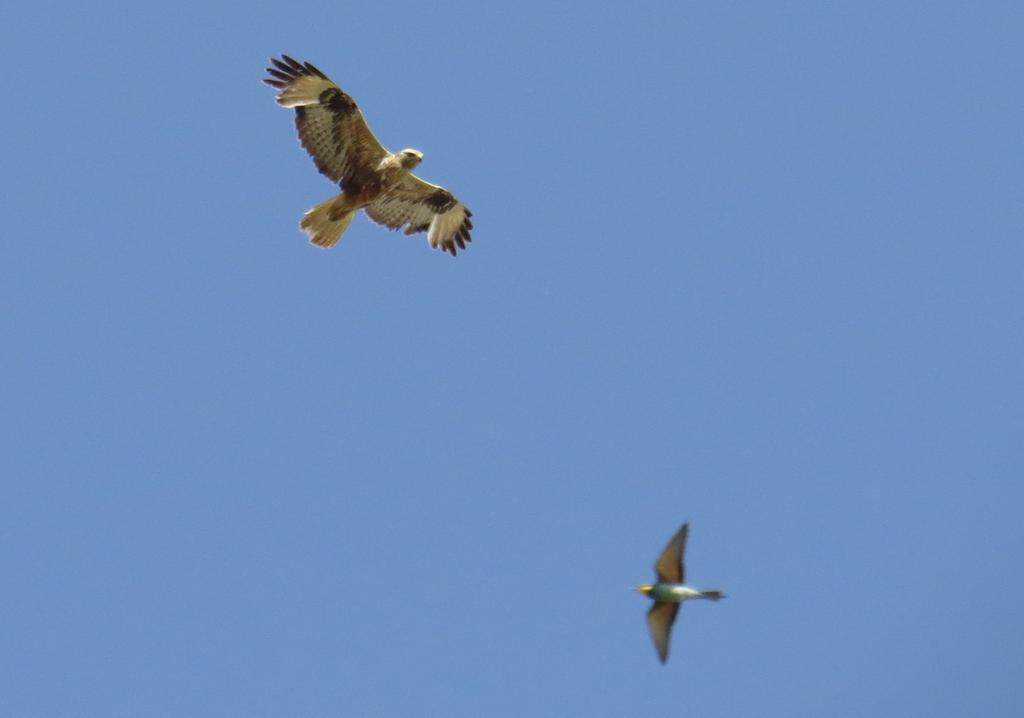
xmin=263 ymin=55 xmax=473 ymax=256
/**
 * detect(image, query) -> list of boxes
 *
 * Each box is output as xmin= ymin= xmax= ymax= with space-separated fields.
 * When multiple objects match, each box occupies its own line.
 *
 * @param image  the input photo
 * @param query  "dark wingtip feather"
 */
xmin=265 ymin=55 xmax=331 ymax=91
xmin=270 ymin=57 xmax=292 ymax=74
xmin=280 ymin=54 xmax=304 ymax=71
xmin=304 ymin=61 xmax=327 ymax=79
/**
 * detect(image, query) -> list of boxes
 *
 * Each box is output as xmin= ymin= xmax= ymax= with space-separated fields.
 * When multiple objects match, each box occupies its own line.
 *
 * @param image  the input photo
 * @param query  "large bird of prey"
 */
xmin=635 ymin=523 xmax=725 ymax=664
xmin=263 ymin=55 xmax=473 ymax=256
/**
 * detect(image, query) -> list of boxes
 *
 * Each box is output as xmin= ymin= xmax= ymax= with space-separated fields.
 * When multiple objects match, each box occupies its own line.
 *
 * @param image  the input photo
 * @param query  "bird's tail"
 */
xmin=699 ymin=590 xmax=726 ymax=601
xmin=300 ymin=195 xmax=357 ymax=248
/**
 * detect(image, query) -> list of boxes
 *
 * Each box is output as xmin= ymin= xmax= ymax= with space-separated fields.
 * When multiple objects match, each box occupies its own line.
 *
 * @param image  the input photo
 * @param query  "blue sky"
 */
xmin=2 ymin=1 xmax=1022 ymax=715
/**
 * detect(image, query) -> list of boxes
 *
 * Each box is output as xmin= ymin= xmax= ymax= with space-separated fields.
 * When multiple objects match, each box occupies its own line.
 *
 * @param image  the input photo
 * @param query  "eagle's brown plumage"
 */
xmin=263 ymin=55 xmax=473 ymax=256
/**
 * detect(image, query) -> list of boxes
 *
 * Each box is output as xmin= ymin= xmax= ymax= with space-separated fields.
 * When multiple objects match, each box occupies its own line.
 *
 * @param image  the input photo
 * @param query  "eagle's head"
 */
xmin=398 ymin=148 xmax=423 ymax=170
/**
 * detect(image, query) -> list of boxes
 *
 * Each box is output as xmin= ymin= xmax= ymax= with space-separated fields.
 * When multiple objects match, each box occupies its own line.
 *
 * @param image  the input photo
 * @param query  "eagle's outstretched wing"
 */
xmin=263 ymin=55 xmax=388 ymax=189
xmin=364 ymin=175 xmax=474 ymax=256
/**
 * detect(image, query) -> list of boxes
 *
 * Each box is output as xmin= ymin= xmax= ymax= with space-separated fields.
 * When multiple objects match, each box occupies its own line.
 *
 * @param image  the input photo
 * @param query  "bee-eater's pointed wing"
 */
xmin=654 ymin=523 xmax=688 ymax=584
xmin=646 ymin=601 xmax=680 ymax=664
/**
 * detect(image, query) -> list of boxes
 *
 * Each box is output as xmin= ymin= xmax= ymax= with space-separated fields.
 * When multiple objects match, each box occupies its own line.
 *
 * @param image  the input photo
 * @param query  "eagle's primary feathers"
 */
xmin=263 ymin=55 xmax=473 ymax=256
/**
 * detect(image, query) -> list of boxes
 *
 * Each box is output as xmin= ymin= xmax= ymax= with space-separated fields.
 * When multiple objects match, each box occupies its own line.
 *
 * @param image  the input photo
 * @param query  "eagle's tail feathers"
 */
xmin=700 ymin=590 xmax=725 ymax=601
xmin=300 ymin=196 xmax=356 ymax=249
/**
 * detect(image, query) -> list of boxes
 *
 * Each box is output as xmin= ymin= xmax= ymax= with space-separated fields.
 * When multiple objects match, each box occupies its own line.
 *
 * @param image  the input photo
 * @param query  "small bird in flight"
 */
xmin=636 ymin=523 xmax=725 ymax=664
xmin=263 ymin=55 xmax=473 ymax=255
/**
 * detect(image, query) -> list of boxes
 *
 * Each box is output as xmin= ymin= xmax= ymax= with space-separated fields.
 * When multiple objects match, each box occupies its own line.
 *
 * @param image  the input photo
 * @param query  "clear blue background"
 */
xmin=3 ymin=1 xmax=1022 ymax=715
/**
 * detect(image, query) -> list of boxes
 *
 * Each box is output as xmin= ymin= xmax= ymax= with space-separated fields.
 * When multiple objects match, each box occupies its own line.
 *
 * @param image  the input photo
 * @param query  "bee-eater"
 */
xmin=635 ymin=523 xmax=725 ymax=664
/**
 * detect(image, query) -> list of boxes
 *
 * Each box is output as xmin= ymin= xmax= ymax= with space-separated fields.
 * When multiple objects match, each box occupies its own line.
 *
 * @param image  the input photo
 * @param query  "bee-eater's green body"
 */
xmin=645 ymin=583 xmax=707 ymax=603
xmin=635 ymin=523 xmax=725 ymax=664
